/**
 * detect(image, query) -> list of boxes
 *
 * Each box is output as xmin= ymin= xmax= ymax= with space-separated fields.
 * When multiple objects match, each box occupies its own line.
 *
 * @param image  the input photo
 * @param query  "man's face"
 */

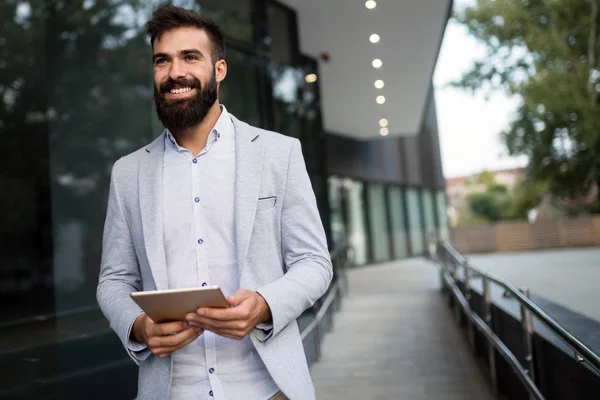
xmin=152 ymin=27 xmax=225 ymax=133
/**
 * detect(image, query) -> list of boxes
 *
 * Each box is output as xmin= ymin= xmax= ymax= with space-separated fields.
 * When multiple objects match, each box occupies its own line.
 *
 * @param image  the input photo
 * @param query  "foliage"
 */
xmin=463 ymin=170 xmax=548 ymax=223
xmin=506 ymin=177 xmax=549 ymax=219
xmin=452 ymin=0 xmax=600 ymax=201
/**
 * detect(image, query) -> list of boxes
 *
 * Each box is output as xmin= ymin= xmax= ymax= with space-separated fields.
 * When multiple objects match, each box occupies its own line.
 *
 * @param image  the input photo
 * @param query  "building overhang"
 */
xmin=280 ymin=0 xmax=452 ymax=140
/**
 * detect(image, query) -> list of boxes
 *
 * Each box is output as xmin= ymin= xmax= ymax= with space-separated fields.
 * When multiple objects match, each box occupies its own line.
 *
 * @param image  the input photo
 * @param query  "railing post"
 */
xmin=315 ymin=320 xmax=322 ymax=361
xmin=453 ymin=260 xmax=462 ymax=325
xmin=464 ymin=265 xmax=475 ymax=353
xmin=483 ymin=276 xmax=498 ymax=394
xmin=439 ymin=245 xmax=447 ymax=293
xmin=520 ymin=287 xmax=535 ymax=391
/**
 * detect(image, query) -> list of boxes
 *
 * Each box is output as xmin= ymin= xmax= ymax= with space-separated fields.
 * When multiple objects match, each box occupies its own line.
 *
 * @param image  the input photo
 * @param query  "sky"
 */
xmin=433 ymin=0 xmax=529 ymax=179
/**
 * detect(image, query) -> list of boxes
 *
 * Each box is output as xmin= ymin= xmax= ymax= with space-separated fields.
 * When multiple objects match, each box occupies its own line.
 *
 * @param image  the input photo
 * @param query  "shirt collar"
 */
xmin=212 ymin=104 xmax=233 ymax=141
xmin=164 ymin=104 xmax=232 ymax=151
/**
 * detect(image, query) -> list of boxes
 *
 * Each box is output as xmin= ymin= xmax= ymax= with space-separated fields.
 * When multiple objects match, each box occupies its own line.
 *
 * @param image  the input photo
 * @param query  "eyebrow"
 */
xmin=153 ymin=49 xmax=204 ymax=62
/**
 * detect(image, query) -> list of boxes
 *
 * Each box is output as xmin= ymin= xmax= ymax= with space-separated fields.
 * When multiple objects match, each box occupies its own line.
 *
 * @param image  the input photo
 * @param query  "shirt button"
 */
xmin=194 ymin=197 xmax=200 ymax=203
xmin=192 ymin=158 xmax=198 ymax=164
xmin=209 ymin=367 xmax=215 ymax=374
xmin=197 ymin=238 xmax=204 ymax=244
xmin=209 ymin=390 xmax=213 ymax=396
xmin=202 ymin=282 xmax=207 ymax=287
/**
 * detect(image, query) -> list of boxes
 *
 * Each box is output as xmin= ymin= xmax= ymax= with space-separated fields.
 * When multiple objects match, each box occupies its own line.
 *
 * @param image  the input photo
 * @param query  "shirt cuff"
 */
xmin=126 ymin=311 xmax=151 ymax=362
xmin=254 ymin=322 xmax=274 ymax=342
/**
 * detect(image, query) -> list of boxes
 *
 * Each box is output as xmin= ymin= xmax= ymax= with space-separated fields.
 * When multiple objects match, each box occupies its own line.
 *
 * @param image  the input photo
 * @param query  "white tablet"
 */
xmin=130 ymin=286 xmax=230 ymax=323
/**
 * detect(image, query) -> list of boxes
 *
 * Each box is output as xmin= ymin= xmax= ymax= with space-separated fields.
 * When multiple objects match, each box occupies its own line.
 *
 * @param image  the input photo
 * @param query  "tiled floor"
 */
xmin=310 ymin=258 xmax=496 ymax=400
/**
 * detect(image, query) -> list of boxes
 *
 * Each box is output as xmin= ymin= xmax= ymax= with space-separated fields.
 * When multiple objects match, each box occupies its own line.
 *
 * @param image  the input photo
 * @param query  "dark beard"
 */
xmin=153 ymin=73 xmax=218 ymax=133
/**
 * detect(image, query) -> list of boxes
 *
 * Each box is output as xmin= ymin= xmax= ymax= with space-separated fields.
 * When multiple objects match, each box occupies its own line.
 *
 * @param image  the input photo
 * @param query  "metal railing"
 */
xmin=436 ymin=240 xmax=600 ymax=400
xmin=300 ymin=242 xmax=351 ymax=363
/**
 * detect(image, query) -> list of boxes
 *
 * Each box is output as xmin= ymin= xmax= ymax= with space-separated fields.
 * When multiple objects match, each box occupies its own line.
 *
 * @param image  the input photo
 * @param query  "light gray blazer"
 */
xmin=97 ymin=114 xmax=333 ymax=400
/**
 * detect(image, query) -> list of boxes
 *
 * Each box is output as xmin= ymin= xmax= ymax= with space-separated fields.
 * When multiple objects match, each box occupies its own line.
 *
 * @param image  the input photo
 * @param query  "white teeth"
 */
xmin=170 ymin=87 xmax=192 ymax=94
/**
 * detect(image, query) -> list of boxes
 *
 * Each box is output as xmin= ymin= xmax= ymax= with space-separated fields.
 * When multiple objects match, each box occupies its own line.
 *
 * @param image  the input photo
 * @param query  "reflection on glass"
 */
xmin=344 ymin=180 xmax=368 ymax=265
xmin=220 ymin=48 xmax=261 ymax=127
xmin=366 ymin=183 xmax=390 ymax=262
xmin=436 ymin=191 xmax=450 ymax=241
xmin=388 ymin=186 xmax=409 ymax=259
xmin=1 ymin=1 xmax=154 ymax=397
xmin=406 ymin=188 xmax=424 ymax=255
xmin=268 ymin=3 xmax=293 ymax=64
xmin=422 ymin=190 xmax=436 ymax=246
xmin=328 ymin=177 xmax=348 ymax=248
xmin=269 ymin=63 xmax=304 ymax=138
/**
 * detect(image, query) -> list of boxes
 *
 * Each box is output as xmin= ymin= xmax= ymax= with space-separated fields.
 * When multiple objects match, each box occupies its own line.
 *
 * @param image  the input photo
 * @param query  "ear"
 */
xmin=215 ymin=59 xmax=227 ymax=83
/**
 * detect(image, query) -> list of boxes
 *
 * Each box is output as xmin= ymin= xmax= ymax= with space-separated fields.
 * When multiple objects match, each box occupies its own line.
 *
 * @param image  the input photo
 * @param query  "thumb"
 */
xmin=227 ymin=289 xmax=253 ymax=307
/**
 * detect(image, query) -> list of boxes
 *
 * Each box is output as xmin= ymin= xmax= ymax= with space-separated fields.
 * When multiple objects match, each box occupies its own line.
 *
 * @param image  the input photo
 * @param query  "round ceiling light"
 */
xmin=374 ymin=80 xmax=384 ymax=89
xmin=379 ymin=118 xmax=388 ymax=127
xmin=376 ymin=95 xmax=386 ymax=104
xmin=372 ymin=59 xmax=383 ymax=69
xmin=305 ymin=73 xmax=318 ymax=83
xmin=380 ymin=127 xmax=389 ymax=136
xmin=369 ymin=34 xmax=380 ymax=44
xmin=365 ymin=0 xmax=377 ymax=10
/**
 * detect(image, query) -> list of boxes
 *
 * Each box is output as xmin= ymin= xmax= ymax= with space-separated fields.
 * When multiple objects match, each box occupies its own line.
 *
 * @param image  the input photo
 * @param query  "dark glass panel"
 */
xmin=220 ymin=48 xmax=261 ymax=127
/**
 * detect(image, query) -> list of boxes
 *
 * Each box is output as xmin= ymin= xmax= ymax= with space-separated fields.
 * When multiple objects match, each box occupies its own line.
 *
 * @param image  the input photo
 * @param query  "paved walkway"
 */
xmin=310 ymin=258 xmax=496 ymax=400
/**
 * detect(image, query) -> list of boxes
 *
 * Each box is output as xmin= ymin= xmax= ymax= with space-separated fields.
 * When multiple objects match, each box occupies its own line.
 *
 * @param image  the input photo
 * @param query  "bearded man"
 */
xmin=96 ymin=5 xmax=332 ymax=400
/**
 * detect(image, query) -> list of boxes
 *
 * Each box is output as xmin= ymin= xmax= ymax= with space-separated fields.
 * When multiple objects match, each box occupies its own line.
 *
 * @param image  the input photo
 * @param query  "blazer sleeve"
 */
xmin=96 ymin=159 xmax=151 ymax=363
xmin=255 ymin=139 xmax=333 ymax=341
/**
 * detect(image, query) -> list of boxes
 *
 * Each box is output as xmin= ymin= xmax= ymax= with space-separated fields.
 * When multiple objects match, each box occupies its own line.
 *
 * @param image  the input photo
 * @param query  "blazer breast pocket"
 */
xmin=257 ymin=196 xmax=277 ymax=211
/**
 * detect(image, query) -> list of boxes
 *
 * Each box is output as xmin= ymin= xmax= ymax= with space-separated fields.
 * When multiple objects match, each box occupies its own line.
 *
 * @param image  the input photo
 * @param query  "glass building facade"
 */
xmin=0 ymin=0 xmax=448 ymax=398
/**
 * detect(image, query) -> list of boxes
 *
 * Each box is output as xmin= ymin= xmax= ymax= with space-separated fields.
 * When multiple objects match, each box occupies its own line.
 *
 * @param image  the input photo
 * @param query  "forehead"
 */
xmin=153 ymin=27 xmax=211 ymax=55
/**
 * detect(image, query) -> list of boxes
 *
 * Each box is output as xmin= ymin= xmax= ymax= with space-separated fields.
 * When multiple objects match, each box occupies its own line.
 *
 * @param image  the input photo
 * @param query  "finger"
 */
xmin=150 ymin=327 xmax=200 ymax=348
xmin=227 ymin=289 xmax=253 ymax=307
xmin=153 ymin=328 xmax=204 ymax=357
xmin=152 ymin=320 xmax=190 ymax=336
xmin=201 ymin=318 xmax=253 ymax=336
xmin=190 ymin=316 xmax=245 ymax=332
xmin=193 ymin=306 xmax=243 ymax=321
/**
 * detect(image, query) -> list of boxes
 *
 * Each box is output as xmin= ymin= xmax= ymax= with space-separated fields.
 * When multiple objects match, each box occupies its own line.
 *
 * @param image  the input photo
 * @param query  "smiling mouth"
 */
xmin=169 ymin=87 xmax=193 ymax=94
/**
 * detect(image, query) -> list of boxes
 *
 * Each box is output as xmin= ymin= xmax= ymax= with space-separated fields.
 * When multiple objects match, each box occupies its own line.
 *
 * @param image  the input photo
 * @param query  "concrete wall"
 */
xmin=451 ymin=216 xmax=600 ymax=254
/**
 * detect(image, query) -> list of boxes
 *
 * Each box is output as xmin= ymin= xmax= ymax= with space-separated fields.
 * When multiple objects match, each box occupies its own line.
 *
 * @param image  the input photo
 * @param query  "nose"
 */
xmin=168 ymin=59 xmax=186 ymax=81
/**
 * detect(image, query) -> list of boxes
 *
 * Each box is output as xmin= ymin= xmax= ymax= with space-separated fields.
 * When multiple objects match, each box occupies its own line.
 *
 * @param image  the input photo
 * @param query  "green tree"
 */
xmin=467 ymin=182 xmax=510 ymax=223
xmin=506 ymin=177 xmax=549 ymax=219
xmin=452 ymin=0 xmax=600 ymax=201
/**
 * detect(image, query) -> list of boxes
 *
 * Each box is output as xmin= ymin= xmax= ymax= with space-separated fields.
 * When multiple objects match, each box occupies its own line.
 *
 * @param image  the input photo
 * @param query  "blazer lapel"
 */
xmin=139 ymin=134 xmax=169 ymax=291
xmin=232 ymin=116 xmax=264 ymax=277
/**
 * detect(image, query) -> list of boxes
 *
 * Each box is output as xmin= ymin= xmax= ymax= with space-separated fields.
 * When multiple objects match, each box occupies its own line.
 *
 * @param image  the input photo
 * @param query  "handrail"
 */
xmin=299 ymin=242 xmax=351 ymax=361
xmin=439 ymin=241 xmax=600 ymax=375
xmin=442 ymin=270 xmax=544 ymax=399
xmin=437 ymin=240 xmax=600 ymax=399
xmin=300 ymin=283 xmax=339 ymax=341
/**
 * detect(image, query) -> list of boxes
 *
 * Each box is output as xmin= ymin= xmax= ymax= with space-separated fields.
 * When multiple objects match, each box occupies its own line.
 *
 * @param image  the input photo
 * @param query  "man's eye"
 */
xmin=185 ymin=55 xmax=198 ymax=61
xmin=155 ymin=58 xmax=167 ymax=65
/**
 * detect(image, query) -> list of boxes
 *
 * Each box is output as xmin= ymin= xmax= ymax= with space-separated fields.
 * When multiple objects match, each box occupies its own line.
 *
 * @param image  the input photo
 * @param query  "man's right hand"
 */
xmin=132 ymin=313 xmax=203 ymax=358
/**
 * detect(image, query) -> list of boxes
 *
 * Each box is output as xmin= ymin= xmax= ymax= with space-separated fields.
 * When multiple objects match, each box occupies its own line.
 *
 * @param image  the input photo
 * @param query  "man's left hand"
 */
xmin=186 ymin=289 xmax=271 ymax=341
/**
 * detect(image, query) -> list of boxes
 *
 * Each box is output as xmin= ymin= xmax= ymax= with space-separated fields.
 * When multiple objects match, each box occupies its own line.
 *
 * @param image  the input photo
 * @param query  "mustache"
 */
xmin=159 ymin=78 xmax=201 ymax=94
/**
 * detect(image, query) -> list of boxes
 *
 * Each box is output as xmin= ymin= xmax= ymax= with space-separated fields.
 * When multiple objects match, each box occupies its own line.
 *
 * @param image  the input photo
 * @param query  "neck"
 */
xmin=171 ymin=102 xmax=222 ymax=155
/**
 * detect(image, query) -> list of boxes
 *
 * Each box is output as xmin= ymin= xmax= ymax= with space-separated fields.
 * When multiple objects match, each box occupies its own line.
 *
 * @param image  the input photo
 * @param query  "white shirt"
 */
xmin=162 ymin=106 xmax=279 ymax=400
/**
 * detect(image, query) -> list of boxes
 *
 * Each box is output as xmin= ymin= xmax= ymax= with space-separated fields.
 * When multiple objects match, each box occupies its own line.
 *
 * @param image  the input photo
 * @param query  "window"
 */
xmin=406 ymin=188 xmax=424 ymax=255
xmin=388 ymin=186 xmax=409 ymax=259
xmin=344 ymin=180 xmax=368 ymax=266
xmin=422 ymin=190 xmax=436 ymax=246
xmin=366 ymin=183 xmax=391 ymax=262
xmin=220 ymin=48 xmax=261 ymax=127
xmin=198 ymin=0 xmax=255 ymax=43
xmin=268 ymin=3 xmax=296 ymax=64
xmin=436 ymin=191 xmax=450 ymax=241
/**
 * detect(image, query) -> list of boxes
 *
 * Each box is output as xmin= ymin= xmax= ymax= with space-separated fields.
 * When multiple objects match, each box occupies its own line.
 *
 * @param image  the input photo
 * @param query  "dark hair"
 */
xmin=146 ymin=4 xmax=225 ymax=63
